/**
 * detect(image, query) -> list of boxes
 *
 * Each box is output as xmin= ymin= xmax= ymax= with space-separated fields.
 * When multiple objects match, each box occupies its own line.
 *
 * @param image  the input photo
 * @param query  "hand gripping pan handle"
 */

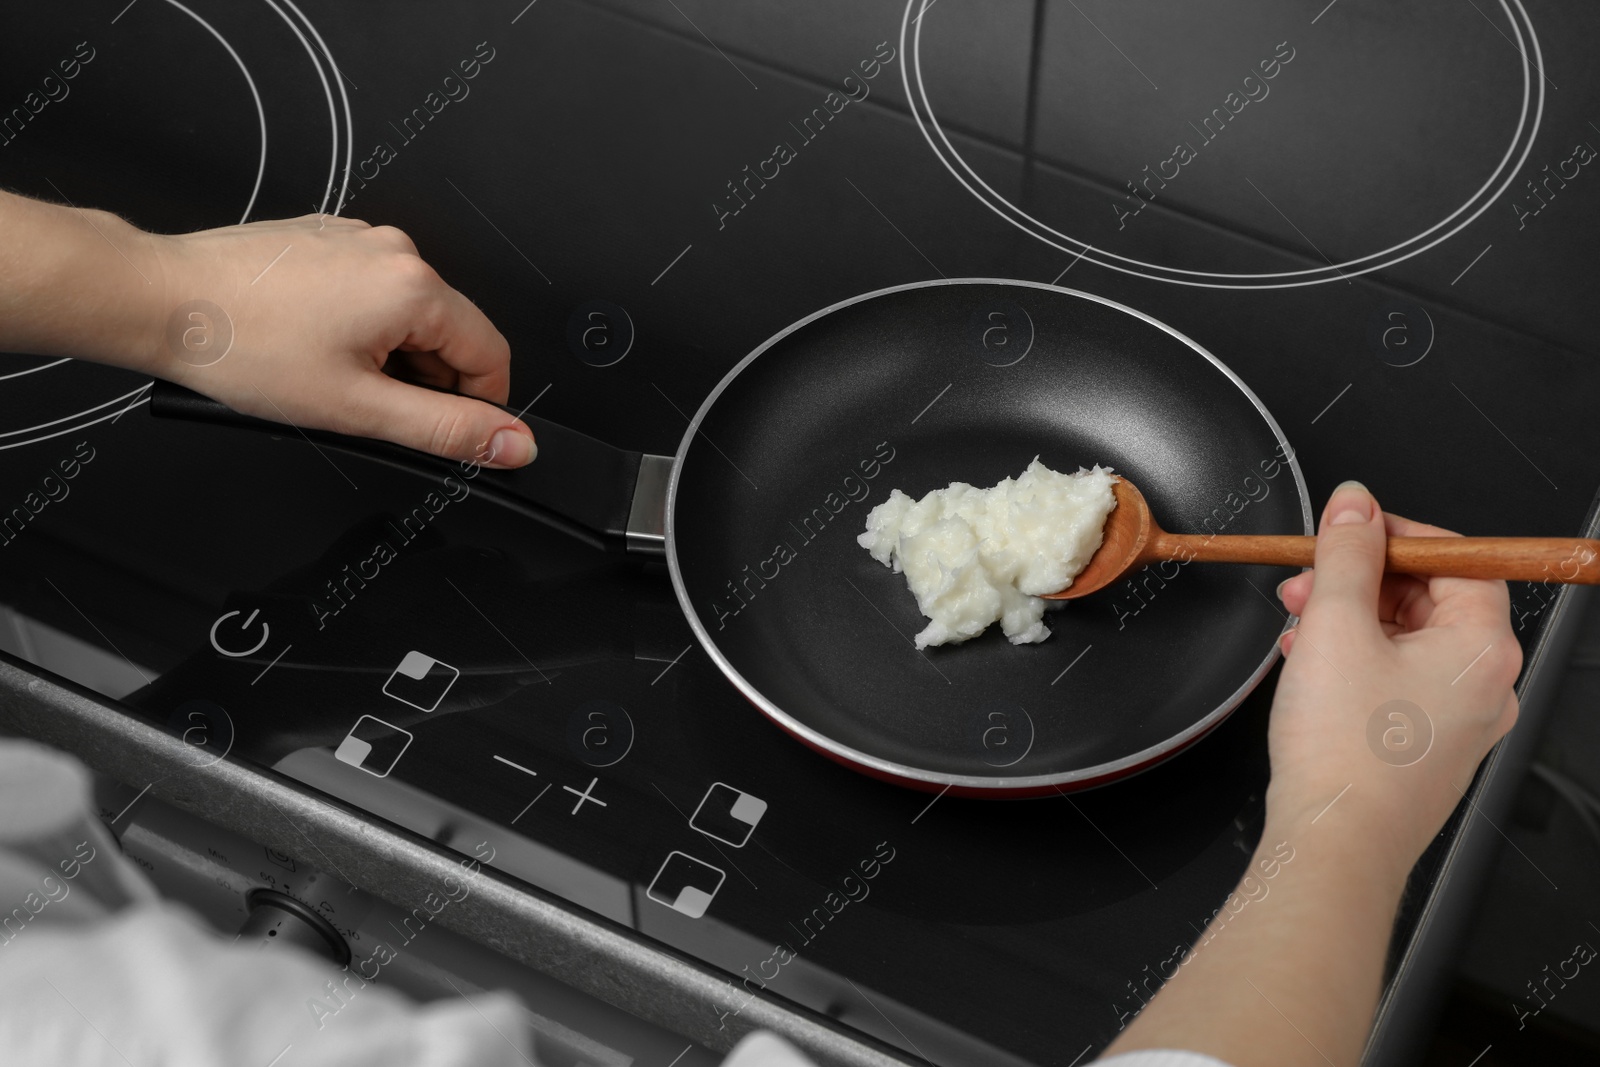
xmin=149 ymin=381 xmax=672 ymax=556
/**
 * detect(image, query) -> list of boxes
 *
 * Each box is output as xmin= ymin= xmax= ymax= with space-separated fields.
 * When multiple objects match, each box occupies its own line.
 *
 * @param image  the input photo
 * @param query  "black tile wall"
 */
xmin=575 ymin=0 xmax=1038 ymax=147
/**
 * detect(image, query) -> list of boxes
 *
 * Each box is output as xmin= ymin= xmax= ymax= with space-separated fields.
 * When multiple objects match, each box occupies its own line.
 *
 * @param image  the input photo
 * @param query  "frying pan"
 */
xmin=152 ymin=280 xmax=1313 ymax=796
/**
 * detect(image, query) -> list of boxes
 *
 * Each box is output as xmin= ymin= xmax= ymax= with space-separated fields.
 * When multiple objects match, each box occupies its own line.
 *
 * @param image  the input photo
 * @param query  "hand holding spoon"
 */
xmin=1042 ymin=478 xmax=1600 ymax=600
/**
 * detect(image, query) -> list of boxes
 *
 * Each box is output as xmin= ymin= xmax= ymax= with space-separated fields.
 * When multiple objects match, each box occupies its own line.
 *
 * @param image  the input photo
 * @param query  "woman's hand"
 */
xmin=139 ymin=213 xmax=535 ymax=468
xmin=1104 ymin=481 xmax=1522 ymax=1067
xmin=1268 ymin=480 xmax=1522 ymax=877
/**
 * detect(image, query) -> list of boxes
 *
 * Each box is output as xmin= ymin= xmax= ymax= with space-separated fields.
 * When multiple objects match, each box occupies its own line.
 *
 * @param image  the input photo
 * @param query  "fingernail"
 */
xmin=488 ymin=428 xmax=536 ymax=467
xmin=1275 ymin=577 xmax=1292 ymax=599
xmin=1329 ymin=480 xmax=1372 ymax=526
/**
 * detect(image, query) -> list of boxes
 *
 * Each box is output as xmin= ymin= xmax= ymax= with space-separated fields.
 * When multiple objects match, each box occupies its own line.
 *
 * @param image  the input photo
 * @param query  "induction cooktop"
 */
xmin=2 ymin=3 xmax=1598 ymax=1065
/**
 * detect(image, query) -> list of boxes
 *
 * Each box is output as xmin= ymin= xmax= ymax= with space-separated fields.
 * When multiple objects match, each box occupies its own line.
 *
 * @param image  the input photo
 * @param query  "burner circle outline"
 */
xmin=900 ymin=0 xmax=1545 ymax=289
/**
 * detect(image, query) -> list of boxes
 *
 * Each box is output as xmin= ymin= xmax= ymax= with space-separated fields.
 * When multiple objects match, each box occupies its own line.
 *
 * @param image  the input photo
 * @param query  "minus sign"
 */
xmin=512 ymin=783 xmax=552 ymax=824
xmin=493 ymin=754 xmax=539 ymax=778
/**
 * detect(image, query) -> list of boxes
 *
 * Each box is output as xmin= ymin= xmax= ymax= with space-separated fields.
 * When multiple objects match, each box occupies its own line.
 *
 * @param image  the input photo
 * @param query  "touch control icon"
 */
xmin=382 ymin=651 xmax=459 ymax=712
xmin=335 ymin=716 xmax=413 ymax=778
xmin=209 ymin=609 xmax=269 ymax=658
xmin=562 ymin=777 xmax=608 ymax=815
xmin=646 ymin=851 xmax=725 ymax=919
xmin=689 ymin=783 xmax=766 ymax=848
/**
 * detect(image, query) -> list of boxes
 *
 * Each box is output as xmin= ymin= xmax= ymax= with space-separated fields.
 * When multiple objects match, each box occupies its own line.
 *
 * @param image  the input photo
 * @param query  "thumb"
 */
xmin=1304 ymin=480 xmax=1385 ymax=628
xmin=343 ymin=371 xmax=536 ymax=468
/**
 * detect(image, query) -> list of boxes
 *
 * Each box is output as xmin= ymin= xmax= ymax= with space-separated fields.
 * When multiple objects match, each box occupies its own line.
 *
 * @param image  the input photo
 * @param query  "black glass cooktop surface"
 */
xmin=3 ymin=2 xmax=1598 ymax=1065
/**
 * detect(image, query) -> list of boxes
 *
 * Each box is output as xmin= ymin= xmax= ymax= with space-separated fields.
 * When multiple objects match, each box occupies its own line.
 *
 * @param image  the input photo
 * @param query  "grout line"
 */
xmin=1017 ymin=0 xmax=1050 ymax=208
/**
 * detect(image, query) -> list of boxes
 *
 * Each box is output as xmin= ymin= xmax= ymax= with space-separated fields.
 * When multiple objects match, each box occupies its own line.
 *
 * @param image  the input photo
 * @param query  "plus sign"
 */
xmin=562 ymin=777 xmax=607 ymax=815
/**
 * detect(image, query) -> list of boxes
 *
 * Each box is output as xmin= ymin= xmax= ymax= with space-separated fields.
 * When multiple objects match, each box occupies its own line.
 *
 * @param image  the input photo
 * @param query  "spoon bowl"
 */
xmin=1044 ymin=477 xmax=1157 ymax=600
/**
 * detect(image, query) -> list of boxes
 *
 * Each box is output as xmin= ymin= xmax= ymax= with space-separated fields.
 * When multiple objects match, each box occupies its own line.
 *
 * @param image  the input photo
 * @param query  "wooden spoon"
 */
xmin=1042 ymin=477 xmax=1600 ymax=600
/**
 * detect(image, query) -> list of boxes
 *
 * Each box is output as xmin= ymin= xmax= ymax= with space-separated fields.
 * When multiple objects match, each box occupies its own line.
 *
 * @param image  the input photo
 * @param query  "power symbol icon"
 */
xmin=210 ymin=609 xmax=270 ymax=658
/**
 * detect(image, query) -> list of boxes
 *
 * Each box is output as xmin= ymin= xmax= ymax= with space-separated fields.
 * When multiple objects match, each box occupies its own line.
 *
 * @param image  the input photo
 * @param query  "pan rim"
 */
xmin=664 ymin=278 xmax=1313 ymax=792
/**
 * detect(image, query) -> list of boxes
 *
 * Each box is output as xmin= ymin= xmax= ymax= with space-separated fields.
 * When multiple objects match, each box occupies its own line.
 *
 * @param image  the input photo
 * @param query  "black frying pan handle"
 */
xmin=148 ymin=381 xmax=670 ymax=556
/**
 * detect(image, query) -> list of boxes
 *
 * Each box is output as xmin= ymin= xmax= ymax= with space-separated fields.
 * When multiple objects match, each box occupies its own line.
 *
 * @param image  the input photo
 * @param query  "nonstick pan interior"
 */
xmin=667 ymin=280 xmax=1312 ymax=794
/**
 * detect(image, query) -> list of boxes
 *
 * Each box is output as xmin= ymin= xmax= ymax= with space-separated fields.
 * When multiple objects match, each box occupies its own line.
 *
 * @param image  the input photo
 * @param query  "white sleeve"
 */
xmin=0 ymin=902 xmax=536 ymax=1067
xmin=720 ymin=1033 xmax=1233 ymax=1067
xmin=719 ymin=1034 xmax=1236 ymax=1067
xmin=0 ymin=738 xmax=536 ymax=1067
xmin=1094 ymin=1052 xmax=1236 ymax=1067
xmin=722 ymin=1031 xmax=820 ymax=1067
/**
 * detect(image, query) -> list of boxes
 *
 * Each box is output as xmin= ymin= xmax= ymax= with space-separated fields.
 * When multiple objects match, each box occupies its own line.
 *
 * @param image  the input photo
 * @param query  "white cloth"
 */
xmin=724 ymin=1032 xmax=819 ymax=1066
xmin=0 ymin=902 xmax=534 ymax=1067
xmin=1095 ymin=1053 xmax=1236 ymax=1067
xmin=721 ymin=1030 xmax=1234 ymax=1067
xmin=0 ymin=738 xmax=532 ymax=1067
xmin=0 ymin=740 xmax=1235 ymax=1067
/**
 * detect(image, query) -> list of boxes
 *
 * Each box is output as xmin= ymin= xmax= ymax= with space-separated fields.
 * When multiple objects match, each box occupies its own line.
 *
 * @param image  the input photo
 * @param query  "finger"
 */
xmin=1383 ymin=511 xmax=1460 ymax=539
xmin=1282 ymin=568 xmax=1438 ymax=631
xmin=1279 ymin=622 xmax=1389 ymax=655
xmin=1276 ymin=571 xmax=1313 ymax=613
xmin=342 ymin=371 xmax=535 ymax=467
xmin=1301 ymin=481 xmax=1387 ymax=631
xmin=1378 ymin=511 xmax=1455 ymax=628
xmin=401 ymin=282 xmax=512 ymax=406
xmin=1383 ymin=509 xmax=1512 ymax=629
xmin=366 ymin=224 xmax=419 ymax=254
xmin=385 ymin=350 xmax=461 ymax=391
xmin=1381 ymin=576 xmax=1437 ymax=631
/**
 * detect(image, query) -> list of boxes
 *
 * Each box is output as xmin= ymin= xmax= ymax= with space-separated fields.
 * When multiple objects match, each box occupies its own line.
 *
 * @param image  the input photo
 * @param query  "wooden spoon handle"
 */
xmin=1153 ymin=534 xmax=1600 ymax=584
